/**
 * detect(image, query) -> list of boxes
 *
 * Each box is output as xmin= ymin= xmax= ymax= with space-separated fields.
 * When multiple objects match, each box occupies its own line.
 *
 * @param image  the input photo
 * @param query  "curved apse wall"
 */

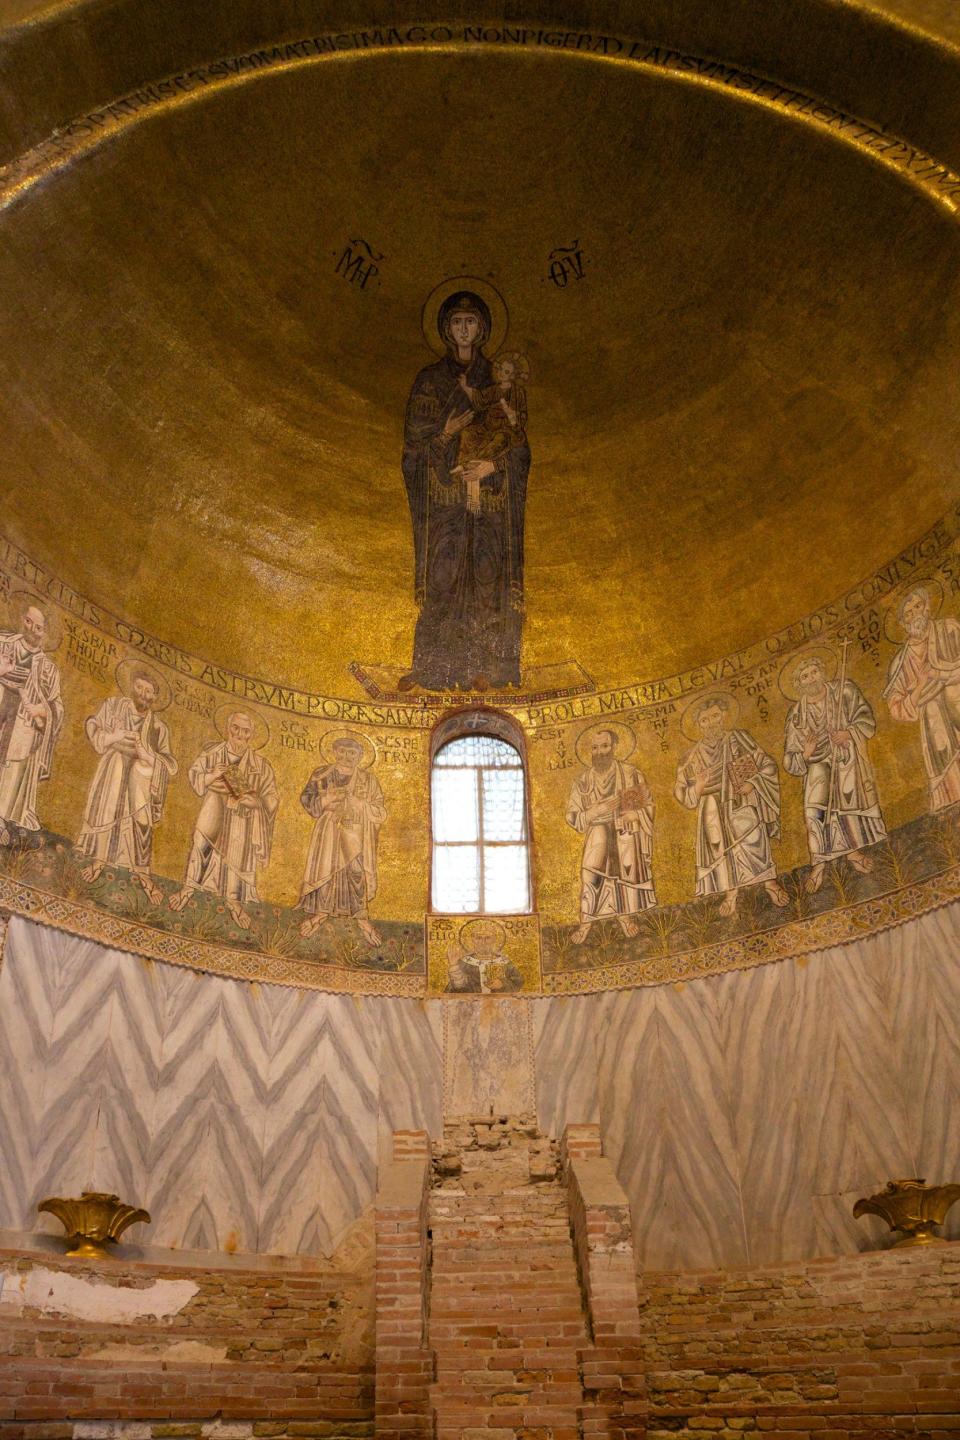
xmin=0 ymin=513 xmax=957 ymax=997
xmin=0 ymin=19 xmax=958 ymax=999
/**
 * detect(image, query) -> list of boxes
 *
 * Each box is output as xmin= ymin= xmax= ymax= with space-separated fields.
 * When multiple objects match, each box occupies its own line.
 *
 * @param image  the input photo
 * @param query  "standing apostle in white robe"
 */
xmin=566 ymin=727 xmax=655 ymax=943
xmin=674 ymin=696 xmax=788 ymax=917
xmin=298 ymin=735 xmax=386 ymax=947
xmin=0 ymin=603 xmax=63 ymax=844
xmin=76 ymin=667 xmax=177 ymax=902
xmin=169 ymin=711 xmax=278 ymax=929
xmin=783 ymin=654 xmax=886 ymax=892
xmin=884 ymin=586 xmax=960 ymax=811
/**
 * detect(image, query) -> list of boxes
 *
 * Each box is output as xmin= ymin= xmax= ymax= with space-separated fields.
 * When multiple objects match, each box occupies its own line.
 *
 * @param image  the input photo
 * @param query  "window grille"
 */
xmin=431 ymin=731 xmax=531 ymax=913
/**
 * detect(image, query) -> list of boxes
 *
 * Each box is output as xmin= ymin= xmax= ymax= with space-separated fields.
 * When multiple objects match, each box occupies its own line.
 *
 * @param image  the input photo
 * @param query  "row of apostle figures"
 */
xmin=566 ymin=611 xmax=960 ymax=939
xmin=0 ymin=585 xmax=956 ymax=938
xmin=80 ymin=699 xmax=385 ymax=940
xmin=0 ymin=608 xmax=385 ymax=940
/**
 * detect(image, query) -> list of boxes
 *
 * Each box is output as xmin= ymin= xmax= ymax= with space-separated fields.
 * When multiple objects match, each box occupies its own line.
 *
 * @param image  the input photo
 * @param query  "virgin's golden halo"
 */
xmin=5 ymin=591 xmax=63 ymax=652
xmin=320 ymin=728 xmax=377 ymax=769
xmin=115 ymin=656 xmax=172 ymax=712
xmin=680 ymin=689 xmax=741 ymax=742
xmin=883 ymin=577 xmax=944 ymax=644
xmin=213 ymin=701 xmax=270 ymax=750
xmin=420 ymin=275 xmax=509 ymax=357
xmin=573 ymin=721 xmax=637 ymax=767
xmin=777 ymin=645 xmax=840 ymax=702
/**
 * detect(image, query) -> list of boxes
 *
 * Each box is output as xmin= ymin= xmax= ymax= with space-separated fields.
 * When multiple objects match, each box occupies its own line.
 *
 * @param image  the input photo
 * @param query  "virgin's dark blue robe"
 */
xmin=401 ymin=349 xmax=529 ymax=689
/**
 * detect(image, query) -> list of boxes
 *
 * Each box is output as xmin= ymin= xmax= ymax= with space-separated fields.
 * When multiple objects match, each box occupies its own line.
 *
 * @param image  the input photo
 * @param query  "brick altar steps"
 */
xmin=374 ymin=1118 xmax=646 ymax=1440
xmin=427 ymin=1130 xmax=589 ymax=1440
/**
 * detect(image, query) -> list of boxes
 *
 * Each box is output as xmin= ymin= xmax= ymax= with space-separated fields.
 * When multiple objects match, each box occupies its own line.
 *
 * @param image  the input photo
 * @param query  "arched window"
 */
xmin=430 ymin=718 xmax=532 ymax=914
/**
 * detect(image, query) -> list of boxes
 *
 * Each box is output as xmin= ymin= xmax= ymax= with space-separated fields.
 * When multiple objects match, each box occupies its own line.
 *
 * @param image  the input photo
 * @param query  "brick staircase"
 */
xmin=427 ymin=1117 xmax=588 ymax=1440
xmin=374 ymin=1120 xmax=645 ymax=1440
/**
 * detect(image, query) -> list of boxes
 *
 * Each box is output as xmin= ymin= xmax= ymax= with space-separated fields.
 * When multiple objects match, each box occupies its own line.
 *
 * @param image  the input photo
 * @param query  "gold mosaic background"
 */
xmin=0 ymin=514 xmax=957 ymax=992
xmin=2 ymin=29 xmax=959 ymax=699
xmin=0 ymin=16 xmax=958 ymax=991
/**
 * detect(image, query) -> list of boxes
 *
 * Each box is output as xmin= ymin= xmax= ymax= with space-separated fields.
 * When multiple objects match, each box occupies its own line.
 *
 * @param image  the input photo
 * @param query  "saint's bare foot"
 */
xmin=228 ymin=902 xmax=252 ymax=930
xmin=0 ymin=825 xmax=12 ymax=848
xmin=765 ymin=879 xmax=790 ymax=908
xmin=357 ymin=918 xmax=382 ymax=947
xmin=847 ymin=850 xmax=873 ymax=874
xmin=804 ymin=863 xmax=826 ymax=894
xmin=134 ymin=873 xmax=163 ymax=905
xmin=618 ymin=915 xmax=639 ymax=938
xmin=81 ymin=861 xmax=104 ymax=885
xmin=299 ymin=913 xmax=328 ymax=939
xmin=719 ymin=890 xmax=739 ymax=917
xmin=570 ymin=923 xmax=591 ymax=945
xmin=168 ymin=887 xmax=192 ymax=912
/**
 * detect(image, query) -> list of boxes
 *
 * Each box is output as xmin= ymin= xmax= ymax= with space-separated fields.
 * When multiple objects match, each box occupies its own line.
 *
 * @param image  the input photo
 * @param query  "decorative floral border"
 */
xmin=0 ymin=859 xmax=957 ymax=996
xmin=0 ymin=877 xmax=424 ymax=995
xmin=541 ymin=863 xmax=960 ymax=993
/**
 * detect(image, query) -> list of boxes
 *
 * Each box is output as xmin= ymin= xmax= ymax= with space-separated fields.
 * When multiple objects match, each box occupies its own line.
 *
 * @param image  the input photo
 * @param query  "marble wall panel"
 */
xmin=530 ymin=995 xmax=598 ymax=1138
xmin=257 ymin=990 xmax=380 ymax=1257
xmin=443 ymin=997 xmax=534 ymax=1116
xmin=377 ymin=998 xmax=443 ymax=1145
xmin=146 ymin=969 xmax=268 ymax=1253
xmin=0 ymin=922 xmax=126 ymax=1233
xmin=87 ymin=952 xmax=163 ymax=1228
xmin=3 ymin=901 xmax=959 ymax=1268
xmin=861 ymin=906 xmax=960 ymax=1241
xmin=592 ymin=984 xmax=749 ymax=1270
xmin=531 ymin=900 xmax=960 ymax=1268
xmin=718 ymin=951 xmax=917 ymax=1264
xmin=0 ymin=919 xmax=388 ymax=1258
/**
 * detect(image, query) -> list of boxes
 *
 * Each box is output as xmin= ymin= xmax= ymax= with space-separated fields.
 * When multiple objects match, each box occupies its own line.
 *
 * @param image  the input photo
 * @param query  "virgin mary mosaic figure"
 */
xmin=399 ymin=282 xmax=530 ymax=691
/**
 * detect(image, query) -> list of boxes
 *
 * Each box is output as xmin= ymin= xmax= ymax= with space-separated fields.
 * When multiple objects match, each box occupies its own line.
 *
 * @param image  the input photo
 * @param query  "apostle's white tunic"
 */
xmin=181 ymin=742 xmax=278 ymax=905
xmin=77 ymin=695 xmax=178 ymax=871
xmin=884 ymin=617 xmax=960 ymax=811
xmin=0 ymin=633 xmax=63 ymax=832
xmin=674 ymin=728 xmax=780 ymax=897
xmin=784 ymin=678 xmax=886 ymax=863
xmin=299 ymin=763 xmax=386 ymax=917
xmin=566 ymin=760 xmax=655 ymax=921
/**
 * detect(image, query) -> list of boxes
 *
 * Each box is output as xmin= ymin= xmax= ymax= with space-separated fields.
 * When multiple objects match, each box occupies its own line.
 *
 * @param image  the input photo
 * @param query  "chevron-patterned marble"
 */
xmin=530 ymin=995 xmax=599 ymax=1138
xmin=536 ymin=900 xmax=960 ymax=1269
xmin=376 ymin=998 xmax=443 ymax=1144
xmin=0 ymin=919 xmax=437 ymax=1258
xmin=3 ymin=903 xmax=959 ymax=1268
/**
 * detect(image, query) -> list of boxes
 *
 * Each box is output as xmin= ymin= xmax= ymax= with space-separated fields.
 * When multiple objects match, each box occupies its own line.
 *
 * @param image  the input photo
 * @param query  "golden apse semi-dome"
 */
xmin=0 ymin=0 xmax=958 ymax=996
xmin=1 ymin=0 xmax=957 ymax=693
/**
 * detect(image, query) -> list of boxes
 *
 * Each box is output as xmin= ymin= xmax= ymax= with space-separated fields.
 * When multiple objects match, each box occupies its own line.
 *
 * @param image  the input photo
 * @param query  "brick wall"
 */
xmin=639 ymin=1243 xmax=960 ymax=1437
xmin=0 ymin=1247 xmax=373 ymax=1430
xmin=562 ymin=1124 xmax=647 ymax=1440
xmin=373 ymin=1132 xmax=432 ymax=1440
xmin=1 ymin=1153 xmax=958 ymax=1440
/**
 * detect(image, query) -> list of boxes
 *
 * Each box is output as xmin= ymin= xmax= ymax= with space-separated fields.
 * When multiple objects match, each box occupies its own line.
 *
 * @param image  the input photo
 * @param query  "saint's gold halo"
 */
xmin=420 ymin=275 xmax=509 ymax=358
xmin=777 ymin=644 xmax=839 ymax=702
xmin=680 ymin=688 xmax=741 ymax=743
xmin=320 ymin=728 xmax=377 ymax=769
xmin=459 ymin=917 xmax=506 ymax=951
xmin=213 ymin=700 xmax=270 ymax=751
xmin=115 ymin=656 xmax=172 ymax=712
xmin=574 ymin=720 xmax=636 ymax=768
xmin=883 ymin=577 xmax=944 ymax=644
xmin=6 ymin=590 xmax=63 ymax=652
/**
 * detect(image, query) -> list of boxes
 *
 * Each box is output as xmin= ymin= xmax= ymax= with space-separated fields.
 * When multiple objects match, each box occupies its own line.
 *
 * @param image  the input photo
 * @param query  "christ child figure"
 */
xmin=452 ymin=352 xmax=530 ymax=513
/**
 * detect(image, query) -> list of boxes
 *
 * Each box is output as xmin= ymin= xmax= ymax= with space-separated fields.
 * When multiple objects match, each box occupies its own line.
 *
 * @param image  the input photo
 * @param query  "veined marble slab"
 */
xmin=442 ymin=997 xmax=535 ymax=1117
xmin=2 ymin=902 xmax=958 ymax=1266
